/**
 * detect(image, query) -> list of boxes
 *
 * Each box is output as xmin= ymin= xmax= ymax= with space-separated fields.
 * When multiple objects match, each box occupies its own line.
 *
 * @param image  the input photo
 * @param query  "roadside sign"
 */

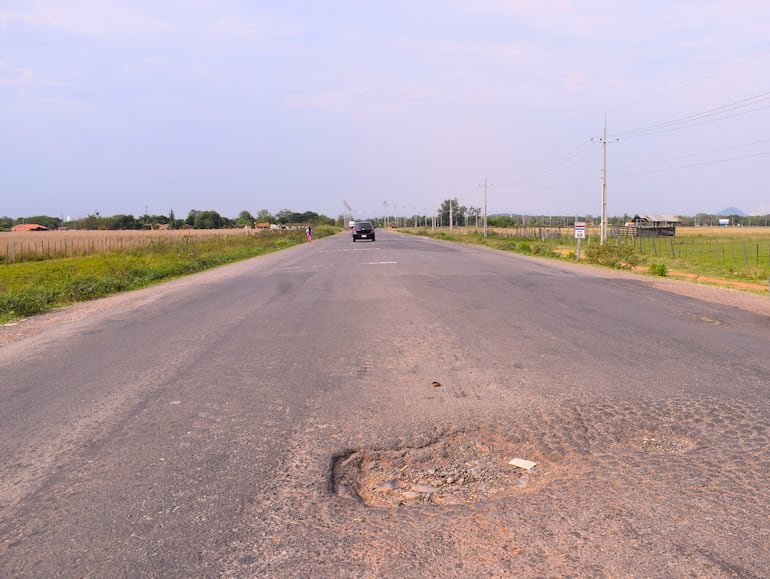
xmin=574 ymin=222 xmax=586 ymax=239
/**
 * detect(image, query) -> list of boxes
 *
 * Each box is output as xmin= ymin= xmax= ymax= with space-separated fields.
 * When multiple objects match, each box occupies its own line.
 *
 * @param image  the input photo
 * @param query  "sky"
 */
xmin=2 ymin=1 xmax=769 ymax=222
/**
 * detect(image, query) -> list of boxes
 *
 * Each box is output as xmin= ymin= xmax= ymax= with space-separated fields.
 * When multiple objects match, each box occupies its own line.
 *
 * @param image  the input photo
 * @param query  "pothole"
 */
xmin=332 ymin=430 xmax=547 ymax=507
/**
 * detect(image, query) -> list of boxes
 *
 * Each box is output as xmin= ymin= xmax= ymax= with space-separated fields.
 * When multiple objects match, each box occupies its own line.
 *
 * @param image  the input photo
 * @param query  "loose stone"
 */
xmin=411 ymin=483 xmax=439 ymax=494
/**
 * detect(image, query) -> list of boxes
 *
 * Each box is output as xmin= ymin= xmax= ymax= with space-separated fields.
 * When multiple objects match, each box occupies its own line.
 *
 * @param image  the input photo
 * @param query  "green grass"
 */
xmin=0 ymin=227 xmax=337 ymax=322
xmin=407 ymin=227 xmax=770 ymax=293
xmin=631 ymin=234 xmax=770 ymax=284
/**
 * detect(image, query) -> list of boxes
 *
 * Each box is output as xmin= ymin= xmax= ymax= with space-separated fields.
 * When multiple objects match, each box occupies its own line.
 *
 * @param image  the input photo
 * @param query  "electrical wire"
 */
xmin=614 ymin=149 xmax=770 ymax=178
xmin=495 ymin=141 xmax=597 ymax=188
xmin=617 ymin=91 xmax=770 ymax=138
xmin=614 ymin=137 xmax=770 ymax=170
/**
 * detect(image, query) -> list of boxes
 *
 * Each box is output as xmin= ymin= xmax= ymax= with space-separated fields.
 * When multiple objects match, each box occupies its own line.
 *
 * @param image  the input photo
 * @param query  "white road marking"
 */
xmin=320 ymin=248 xmax=381 ymax=253
xmin=363 ymin=261 xmax=397 ymax=265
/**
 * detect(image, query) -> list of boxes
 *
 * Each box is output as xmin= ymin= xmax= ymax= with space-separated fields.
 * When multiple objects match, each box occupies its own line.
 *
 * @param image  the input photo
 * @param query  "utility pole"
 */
xmin=592 ymin=115 xmax=618 ymax=245
xmin=600 ymin=121 xmax=608 ymax=245
xmin=479 ymin=177 xmax=489 ymax=237
xmin=432 ymin=202 xmax=436 ymax=231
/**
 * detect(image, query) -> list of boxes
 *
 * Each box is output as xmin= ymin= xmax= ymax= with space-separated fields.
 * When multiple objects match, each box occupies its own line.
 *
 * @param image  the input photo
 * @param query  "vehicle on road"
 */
xmin=352 ymin=221 xmax=375 ymax=242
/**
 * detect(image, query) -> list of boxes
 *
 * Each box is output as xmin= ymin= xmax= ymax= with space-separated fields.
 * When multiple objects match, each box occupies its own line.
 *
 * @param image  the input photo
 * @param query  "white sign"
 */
xmin=574 ymin=222 xmax=586 ymax=239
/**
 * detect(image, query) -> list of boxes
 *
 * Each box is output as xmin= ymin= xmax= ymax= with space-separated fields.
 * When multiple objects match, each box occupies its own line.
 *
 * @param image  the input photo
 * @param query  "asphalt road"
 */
xmin=1 ymin=230 xmax=769 ymax=577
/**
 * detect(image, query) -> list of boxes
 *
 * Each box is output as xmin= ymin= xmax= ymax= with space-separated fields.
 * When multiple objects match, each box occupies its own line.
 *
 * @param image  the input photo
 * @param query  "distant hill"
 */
xmin=718 ymin=207 xmax=747 ymax=216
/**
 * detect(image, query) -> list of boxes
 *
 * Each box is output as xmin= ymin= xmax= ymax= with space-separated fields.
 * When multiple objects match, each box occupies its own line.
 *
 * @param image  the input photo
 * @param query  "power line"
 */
xmin=496 ymin=141 xmax=597 ymax=188
xmin=617 ymin=90 xmax=770 ymax=138
xmin=618 ymin=47 xmax=770 ymax=116
xmin=614 ymin=149 xmax=770 ymax=178
xmin=494 ymin=49 xmax=770 ymax=216
xmin=615 ymin=137 xmax=770 ymax=169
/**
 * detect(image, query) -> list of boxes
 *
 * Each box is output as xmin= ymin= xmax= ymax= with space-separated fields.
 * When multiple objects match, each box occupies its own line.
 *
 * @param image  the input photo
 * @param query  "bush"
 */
xmin=491 ymin=240 xmax=520 ymax=251
xmin=649 ymin=262 xmax=668 ymax=276
xmin=0 ymin=287 xmax=59 ymax=318
xmin=529 ymin=242 xmax=557 ymax=256
xmin=584 ymin=242 xmax=644 ymax=269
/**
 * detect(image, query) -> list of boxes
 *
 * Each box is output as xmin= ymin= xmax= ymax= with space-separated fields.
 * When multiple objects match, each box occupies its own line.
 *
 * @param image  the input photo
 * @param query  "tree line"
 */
xmin=384 ymin=199 xmax=770 ymax=229
xmin=4 ymin=205 xmax=768 ymax=232
xmin=0 ymin=209 xmax=338 ymax=231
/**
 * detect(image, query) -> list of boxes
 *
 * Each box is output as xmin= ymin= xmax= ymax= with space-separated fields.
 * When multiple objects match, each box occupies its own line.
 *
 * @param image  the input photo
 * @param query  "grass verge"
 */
xmin=0 ymin=227 xmax=336 ymax=322
xmin=406 ymin=228 xmax=769 ymax=295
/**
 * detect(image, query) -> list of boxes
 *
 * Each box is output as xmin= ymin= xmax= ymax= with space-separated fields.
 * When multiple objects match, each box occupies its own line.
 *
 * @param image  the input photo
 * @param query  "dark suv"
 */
xmin=352 ymin=221 xmax=375 ymax=242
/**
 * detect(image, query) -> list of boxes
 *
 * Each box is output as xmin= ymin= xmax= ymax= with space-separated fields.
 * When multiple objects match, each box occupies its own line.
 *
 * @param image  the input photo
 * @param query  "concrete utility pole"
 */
xmin=593 ymin=115 xmax=618 ymax=245
xmin=479 ymin=177 xmax=489 ymax=237
xmin=601 ymin=122 xmax=607 ymax=244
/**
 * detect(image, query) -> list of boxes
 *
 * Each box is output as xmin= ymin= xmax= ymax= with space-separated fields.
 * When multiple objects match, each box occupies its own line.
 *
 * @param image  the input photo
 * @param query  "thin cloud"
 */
xmin=208 ymin=12 xmax=298 ymax=41
xmin=286 ymin=80 xmax=433 ymax=120
xmin=285 ymin=88 xmax=371 ymax=114
xmin=0 ymin=60 xmax=62 ymax=88
xmin=17 ymin=0 xmax=170 ymax=36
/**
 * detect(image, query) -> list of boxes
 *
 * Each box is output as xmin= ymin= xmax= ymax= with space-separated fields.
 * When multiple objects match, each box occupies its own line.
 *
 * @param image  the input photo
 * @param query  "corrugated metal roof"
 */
xmin=640 ymin=214 xmax=680 ymax=223
xmin=10 ymin=223 xmax=49 ymax=231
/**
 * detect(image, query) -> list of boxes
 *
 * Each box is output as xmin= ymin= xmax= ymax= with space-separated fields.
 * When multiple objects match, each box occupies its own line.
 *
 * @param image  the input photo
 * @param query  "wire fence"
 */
xmin=0 ymin=229 xmax=263 ymax=263
xmin=627 ymin=236 xmax=770 ymax=266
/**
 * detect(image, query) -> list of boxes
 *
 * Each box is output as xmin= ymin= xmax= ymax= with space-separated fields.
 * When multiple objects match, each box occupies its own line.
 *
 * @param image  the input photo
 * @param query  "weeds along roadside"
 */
xmin=0 ymin=227 xmax=337 ymax=322
xmin=405 ymin=228 xmax=770 ymax=294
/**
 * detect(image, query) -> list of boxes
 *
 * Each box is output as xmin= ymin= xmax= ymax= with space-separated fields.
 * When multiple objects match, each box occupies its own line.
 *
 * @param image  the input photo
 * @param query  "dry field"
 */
xmin=1 ymin=229 xmax=262 ymax=262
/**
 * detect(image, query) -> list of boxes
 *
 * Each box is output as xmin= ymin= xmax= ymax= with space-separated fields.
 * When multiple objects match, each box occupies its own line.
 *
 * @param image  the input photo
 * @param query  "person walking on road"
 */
xmin=306 ymin=225 xmax=312 ymax=242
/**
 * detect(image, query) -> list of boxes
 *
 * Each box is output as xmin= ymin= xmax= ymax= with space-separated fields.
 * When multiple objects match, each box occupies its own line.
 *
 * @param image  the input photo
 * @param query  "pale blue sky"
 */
xmin=2 ymin=1 xmax=769 ymax=221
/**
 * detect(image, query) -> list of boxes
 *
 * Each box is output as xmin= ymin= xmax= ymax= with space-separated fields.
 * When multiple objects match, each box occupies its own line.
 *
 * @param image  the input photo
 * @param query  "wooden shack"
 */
xmin=617 ymin=214 xmax=680 ymax=238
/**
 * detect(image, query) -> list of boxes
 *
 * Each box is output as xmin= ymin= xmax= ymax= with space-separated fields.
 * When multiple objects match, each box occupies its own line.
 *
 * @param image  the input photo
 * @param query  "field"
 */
xmin=0 ymin=227 xmax=335 ymax=321
xmin=1 ymin=228 xmax=264 ymax=263
xmin=410 ymin=226 xmax=770 ymax=295
xmin=628 ymin=227 xmax=770 ymax=288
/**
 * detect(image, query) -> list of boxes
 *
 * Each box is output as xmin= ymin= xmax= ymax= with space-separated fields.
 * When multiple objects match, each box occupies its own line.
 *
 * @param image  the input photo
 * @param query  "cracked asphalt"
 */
xmin=1 ymin=230 xmax=769 ymax=577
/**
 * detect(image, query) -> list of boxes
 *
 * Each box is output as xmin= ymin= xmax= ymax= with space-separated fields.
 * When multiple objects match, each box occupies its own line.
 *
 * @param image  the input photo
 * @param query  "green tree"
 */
xmin=438 ymin=198 xmax=467 ymax=227
xmin=237 ymin=210 xmax=255 ymax=227
xmin=275 ymin=209 xmax=302 ymax=224
xmin=256 ymin=209 xmax=273 ymax=223
xmin=77 ymin=212 xmax=108 ymax=230
xmin=18 ymin=215 xmax=63 ymax=229
xmin=194 ymin=210 xmax=222 ymax=229
xmin=488 ymin=215 xmax=514 ymax=227
xmin=186 ymin=210 xmax=200 ymax=227
xmin=108 ymin=214 xmax=139 ymax=230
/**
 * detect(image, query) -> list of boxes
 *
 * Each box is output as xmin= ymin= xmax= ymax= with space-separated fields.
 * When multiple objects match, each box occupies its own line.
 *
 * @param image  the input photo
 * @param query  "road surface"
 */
xmin=1 ymin=230 xmax=769 ymax=577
